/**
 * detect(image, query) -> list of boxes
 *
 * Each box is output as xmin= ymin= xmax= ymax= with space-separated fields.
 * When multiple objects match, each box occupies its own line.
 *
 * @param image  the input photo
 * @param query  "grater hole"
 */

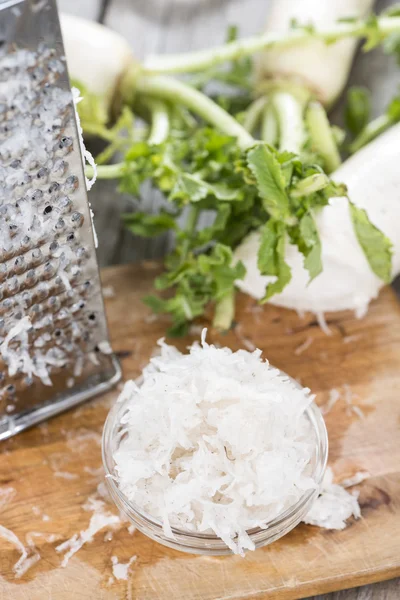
xmin=59 ymin=197 xmax=72 ymax=213
xmin=54 ymin=218 xmax=65 ymax=230
xmin=71 ymin=212 xmax=84 ymax=229
xmin=44 ymin=205 xmax=53 ymax=215
xmin=64 ymin=175 xmax=78 ymax=192
xmin=58 ymin=136 xmax=72 ymax=150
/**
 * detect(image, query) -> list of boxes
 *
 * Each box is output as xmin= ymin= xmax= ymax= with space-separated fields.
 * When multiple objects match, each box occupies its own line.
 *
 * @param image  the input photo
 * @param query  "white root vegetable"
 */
xmin=234 ymin=124 xmax=400 ymax=317
xmin=257 ymin=0 xmax=375 ymax=106
xmin=60 ymin=14 xmax=134 ymax=113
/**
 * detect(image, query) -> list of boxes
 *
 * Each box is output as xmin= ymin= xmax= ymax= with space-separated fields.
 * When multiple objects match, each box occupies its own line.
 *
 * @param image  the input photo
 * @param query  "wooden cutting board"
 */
xmin=1 ymin=262 xmax=399 ymax=600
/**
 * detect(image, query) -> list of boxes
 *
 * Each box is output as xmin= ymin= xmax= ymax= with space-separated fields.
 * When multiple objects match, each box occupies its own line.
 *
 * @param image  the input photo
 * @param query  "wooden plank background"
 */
xmin=39 ymin=0 xmax=400 ymax=598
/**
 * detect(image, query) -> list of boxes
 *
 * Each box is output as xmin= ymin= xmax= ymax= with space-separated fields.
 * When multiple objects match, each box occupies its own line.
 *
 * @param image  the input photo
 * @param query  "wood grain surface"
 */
xmin=0 ymin=263 xmax=399 ymax=599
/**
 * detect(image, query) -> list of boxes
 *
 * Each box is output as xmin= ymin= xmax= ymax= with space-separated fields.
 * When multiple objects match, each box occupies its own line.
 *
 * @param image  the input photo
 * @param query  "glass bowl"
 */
xmin=102 ymin=382 xmax=328 ymax=556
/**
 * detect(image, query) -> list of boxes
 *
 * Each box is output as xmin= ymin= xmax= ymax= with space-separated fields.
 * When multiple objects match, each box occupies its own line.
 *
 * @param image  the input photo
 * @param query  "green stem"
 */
xmin=243 ymin=97 xmax=267 ymax=134
xmin=180 ymin=205 xmax=200 ymax=262
xmin=213 ymin=290 xmax=235 ymax=331
xmin=147 ymin=99 xmax=170 ymax=145
xmin=81 ymin=124 xmax=115 ymax=142
xmin=291 ymin=173 xmax=330 ymax=198
xmin=349 ymin=114 xmax=393 ymax=154
xmin=261 ymin=102 xmax=278 ymax=145
xmin=86 ymin=163 xmax=124 ymax=180
xmin=306 ymin=101 xmax=341 ymax=173
xmin=130 ymin=73 xmax=254 ymax=149
xmin=95 ymin=137 xmax=131 ymax=165
xmin=272 ymin=92 xmax=305 ymax=153
xmin=143 ymin=16 xmax=400 ymax=74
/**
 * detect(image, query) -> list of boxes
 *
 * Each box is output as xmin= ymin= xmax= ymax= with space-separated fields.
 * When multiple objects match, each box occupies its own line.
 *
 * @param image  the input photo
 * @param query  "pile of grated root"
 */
xmin=113 ymin=330 xmax=318 ymax=555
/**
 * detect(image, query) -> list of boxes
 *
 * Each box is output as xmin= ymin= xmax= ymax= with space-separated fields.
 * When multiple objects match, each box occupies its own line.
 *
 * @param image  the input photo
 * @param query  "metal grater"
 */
xmin=0 ymin=0 xmax=121 ymax=440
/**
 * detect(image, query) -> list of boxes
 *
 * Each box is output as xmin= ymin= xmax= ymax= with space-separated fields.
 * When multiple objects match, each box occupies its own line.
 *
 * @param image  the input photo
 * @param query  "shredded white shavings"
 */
xmin=343 ymin=384 xmax=365 ymax=419
xmin=96 ymin=482 xmax=111 ymax=503
xmin=0 ymin=317 xmax=32 ymax=377
xmin=294 ymin=336 xmax=313 ymax=356
xmin=0 ymin=487 xmax=16 ymax=509
xmin=0 ymin=525 xmax=40 ymax=578
xmin=31 ymin=506 xmax=50 ymax=521
xmin=340 ymin=471 xmax=370 ymax=488
xmin=71 ymin=88 xmax=97 ymax=191
xmin=343 ymin=334 xmax=362 ymax=344
xmin=72 ymin=87 xmax=98 ymax=248
xmin=321 ymin=388 xmax=341 ymax=415
xmin=316 ymin=312 xmax=332 ymax=336
xmin=53 ymin=471 xmax=79 ymax=480
xmin=321 ymin=385 xmax=364 ymax=419
xmin=303 ymin=467 xmax=361 ymax=530
xmin=84 ymin=465 xmax=104 ymax=478
xmin=14 ymin=552 xmax=40 ymax=578
xmin=102 ymin=286 xmax=115 ymax=299
xmin=111 ymin=555 xmax=137 ymax=580
xmin=113 ymin=329 xmax=318 ymax=555
xmin=98 ymin=341 xmax=113 ymax=355
xmin=73 ymin=355 xmax=84 ymax=378
xmin=88 ymin=351 xmax=100 ymax=366
xmin=127 ymin=524 xmax=136 ymax=535
xmin=56 ymin=497 xmax=121 ymax=567
xmin=234 ymin=324 xmax=257 ymax=352
xmin=25 ymin=531 xmax=57 ymax=547
xmin=188 ymin=324 xmax=203 ymax=336
xmin=0 ymin=315 xmax=67 ymax=386
xmin=66 ymin=428 xmax=102 ymax=452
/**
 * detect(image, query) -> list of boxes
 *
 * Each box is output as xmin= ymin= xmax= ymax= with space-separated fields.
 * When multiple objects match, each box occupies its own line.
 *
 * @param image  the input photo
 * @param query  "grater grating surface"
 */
xmin=0 ymin=0 xmax=121 ymax=440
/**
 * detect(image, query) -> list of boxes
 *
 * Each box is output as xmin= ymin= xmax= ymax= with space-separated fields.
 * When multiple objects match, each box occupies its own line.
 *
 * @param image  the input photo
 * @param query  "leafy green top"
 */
xmin=74 ymin=13 xmax=396 ymax=334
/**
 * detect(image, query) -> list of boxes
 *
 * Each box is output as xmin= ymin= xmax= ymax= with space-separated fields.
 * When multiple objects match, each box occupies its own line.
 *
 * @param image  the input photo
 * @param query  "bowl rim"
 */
xmin=102 ymin=383 xmax=328 ymax=541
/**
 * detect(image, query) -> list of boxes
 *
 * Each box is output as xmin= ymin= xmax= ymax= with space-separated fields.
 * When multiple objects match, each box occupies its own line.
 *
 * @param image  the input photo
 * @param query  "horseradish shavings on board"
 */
xmin=303 ymin=467 xmax=361 ymax=530
xmin=113 ymin=330 xmax=319 ymax=555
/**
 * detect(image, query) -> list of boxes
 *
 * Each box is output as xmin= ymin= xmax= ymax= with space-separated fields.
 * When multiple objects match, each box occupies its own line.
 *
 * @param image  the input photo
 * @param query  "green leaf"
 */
xmin=71 ymin=79 xmax=109 ymax=134
xmin=363 ymin=16 xmax=384 ymax=52
xmin=143 ymin=295 xmax=167 ymax=313
xmin=170 ymin=173 xmax=242 ymax=204
xmin=344 ymin=87 xmax=371 ymax=137
xmin=123 ymin=211 xmax=177 ymax=237
xmin=383 ymin=32 xmax=400 ymax=64
xmin=198 ymin=244 xmax=245 ymax=299
xmin=383 ymin=3 xmax=400 ymax=17
xmin=257 ymin=220 xmax=291 ymax=301
xmin=349 ymin=202 xmax=393 ymax=283
xmin=125 ymin=141 xmax=151 ymax=161
xmin=170 ymin=174 xmax=209 ymax=203
xmin=290 ymin=213 xmax=322 ymax=282
xmin=247 ymin=144 xmax=290 ymax=220
xmin=387 ymin=95 xmax=400 ymax=121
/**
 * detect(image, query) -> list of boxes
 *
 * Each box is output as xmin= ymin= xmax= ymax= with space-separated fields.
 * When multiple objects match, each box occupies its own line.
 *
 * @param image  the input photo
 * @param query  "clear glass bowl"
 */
xmin=102 ymin=385 xmax=328 ymax=556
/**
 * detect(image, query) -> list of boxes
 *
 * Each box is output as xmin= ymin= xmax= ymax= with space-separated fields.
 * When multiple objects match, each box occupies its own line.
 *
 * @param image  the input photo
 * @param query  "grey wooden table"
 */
xmin=58 ymin=0 xmax=400 ymax=598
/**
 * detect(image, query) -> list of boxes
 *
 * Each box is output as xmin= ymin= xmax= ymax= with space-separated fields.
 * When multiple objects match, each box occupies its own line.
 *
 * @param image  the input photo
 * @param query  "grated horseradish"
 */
xmin=112 ymin=330 xmax=320 ymax=555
